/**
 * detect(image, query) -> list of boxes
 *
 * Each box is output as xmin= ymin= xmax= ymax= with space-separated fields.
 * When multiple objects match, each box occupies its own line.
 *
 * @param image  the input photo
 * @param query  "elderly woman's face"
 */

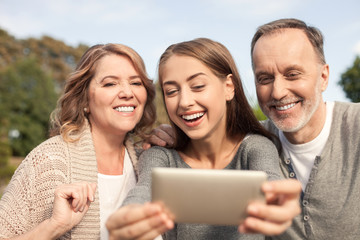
xmin=87 ymin=54 xmax=147 ymax=137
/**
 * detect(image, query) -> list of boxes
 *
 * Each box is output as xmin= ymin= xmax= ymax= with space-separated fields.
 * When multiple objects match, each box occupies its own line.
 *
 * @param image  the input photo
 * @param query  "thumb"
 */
xmin=88 ymin=182 xmax=97 ymax=202
xmin=90 ymin=182 xmax=97 ymax=192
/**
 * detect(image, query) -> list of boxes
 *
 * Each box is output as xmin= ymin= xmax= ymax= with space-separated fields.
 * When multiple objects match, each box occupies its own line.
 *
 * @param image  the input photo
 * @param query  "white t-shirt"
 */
xmin=279 ymin=102 xmax=334 ymax=191
xmin=98 ymin=148 xmax=137 ymax=240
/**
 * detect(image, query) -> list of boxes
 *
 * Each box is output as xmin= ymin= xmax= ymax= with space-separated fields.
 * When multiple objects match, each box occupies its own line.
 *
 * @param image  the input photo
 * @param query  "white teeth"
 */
xmin=276 ymin=103 xmax=296 ymax=111
xmin=115 ymin=106 xmax=134 ymax=112
xmin=182 ymin=112 xmax=204 ymax=120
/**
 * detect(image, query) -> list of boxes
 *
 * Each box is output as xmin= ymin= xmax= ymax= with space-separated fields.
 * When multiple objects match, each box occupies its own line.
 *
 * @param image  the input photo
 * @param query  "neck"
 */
xmin=182 ymin=134 xmax=242 ymax=169
xmin=284 ymin=101 xmax=327 ymax=144
xmin=91 ymin=127 xmax=127 ymax=175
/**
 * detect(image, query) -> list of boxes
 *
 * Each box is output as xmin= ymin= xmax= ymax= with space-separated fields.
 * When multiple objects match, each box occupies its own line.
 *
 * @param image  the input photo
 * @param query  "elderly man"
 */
xmin=250 ymin=18 xmax=360 ymax=239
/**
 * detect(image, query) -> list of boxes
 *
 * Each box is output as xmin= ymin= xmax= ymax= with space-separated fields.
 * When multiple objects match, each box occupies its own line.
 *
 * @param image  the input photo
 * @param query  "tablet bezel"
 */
xmin=151 ymin=167 xmax=267 ymax=226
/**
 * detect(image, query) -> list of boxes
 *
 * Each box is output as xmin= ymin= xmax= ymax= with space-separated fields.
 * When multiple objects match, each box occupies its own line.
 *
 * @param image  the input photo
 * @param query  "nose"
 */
xmin=270 ymin=76 xmax=289 ymax=100
xmin=118 ymin=81 xmax=134 ymax=99
xmin=178 ymin=87 xmax=195 ymax=109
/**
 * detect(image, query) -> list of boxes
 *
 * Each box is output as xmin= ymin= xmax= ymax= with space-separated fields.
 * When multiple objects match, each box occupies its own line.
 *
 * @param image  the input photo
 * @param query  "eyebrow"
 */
xmin=255 ymin=64 xmax=304 ymax=77
xmin=284 ymin=64 xmax=304 ymax=72
xmin=98 ymin=75 xmax=141 ymax=83
xmin=254 ymin=70 xmax=270 ymax=78
xmin=162 ymin=72 xmax=206 ymax=86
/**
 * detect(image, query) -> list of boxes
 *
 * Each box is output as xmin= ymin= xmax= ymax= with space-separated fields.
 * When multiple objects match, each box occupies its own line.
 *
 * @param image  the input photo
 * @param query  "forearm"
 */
xmin=2 ymin=218 xmax=66 ymax=240
xmin=123 ymin=147 xmax=170 ymax=206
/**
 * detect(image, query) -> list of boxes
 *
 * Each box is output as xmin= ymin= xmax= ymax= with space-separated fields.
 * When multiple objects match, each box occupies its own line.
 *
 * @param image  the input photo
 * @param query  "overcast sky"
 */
xmin=1 ymin=0 xmax=359 ymax=104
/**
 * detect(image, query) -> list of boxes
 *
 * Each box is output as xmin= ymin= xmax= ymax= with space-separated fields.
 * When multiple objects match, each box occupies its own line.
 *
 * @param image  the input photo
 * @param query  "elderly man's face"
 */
xmin=252 ymin=28 xmax=329 ymax=136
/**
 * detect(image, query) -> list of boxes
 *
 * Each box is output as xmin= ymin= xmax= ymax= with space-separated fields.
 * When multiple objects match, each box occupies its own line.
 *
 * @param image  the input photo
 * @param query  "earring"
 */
xmin=84 ymin=107 xmax=89 ymax=113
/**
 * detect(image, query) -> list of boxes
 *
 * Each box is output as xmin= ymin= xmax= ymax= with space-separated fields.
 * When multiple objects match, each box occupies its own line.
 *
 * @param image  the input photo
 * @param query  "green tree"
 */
xmin=0 ymin=57 xmax=58 ymax=156
xmin=338 ymin=56 xmax=360 ymax=102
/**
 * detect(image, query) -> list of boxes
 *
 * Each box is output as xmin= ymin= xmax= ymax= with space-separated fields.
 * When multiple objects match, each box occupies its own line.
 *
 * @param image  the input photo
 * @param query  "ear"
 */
xmin=320 ymin=64 xmax=329 ymax=92
xmin=225 ymin=74 xmax=235 ymax=101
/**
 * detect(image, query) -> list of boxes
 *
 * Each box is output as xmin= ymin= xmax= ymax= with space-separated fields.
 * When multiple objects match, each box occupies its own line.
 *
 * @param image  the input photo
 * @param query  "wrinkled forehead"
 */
xmin=252 ymin=29 xmax=318 ymax=65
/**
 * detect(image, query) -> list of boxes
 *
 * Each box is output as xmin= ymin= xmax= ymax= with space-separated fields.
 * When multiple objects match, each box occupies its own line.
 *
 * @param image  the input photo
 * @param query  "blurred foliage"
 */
xmin=0 ymin=132 xmax=11 ymax=168
xmin=338 ymin=56 xmax=360 ymax=102
xmin=0 ymin=27 xmax=89 ymax=157
xmin=0 ymin=58 xmax=58 ymax=156
xmin=0 ymin=165 xmax=16 ymax=182
xmin=252 ymin=104 xmax=267 ymax=121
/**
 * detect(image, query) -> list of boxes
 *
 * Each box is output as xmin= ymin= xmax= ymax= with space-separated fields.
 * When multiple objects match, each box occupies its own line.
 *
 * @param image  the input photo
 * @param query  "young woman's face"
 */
xmin=87 ymin=54 xmax=147 ymax=137
xmin=161 ymin=55 xmax=234 ymax=141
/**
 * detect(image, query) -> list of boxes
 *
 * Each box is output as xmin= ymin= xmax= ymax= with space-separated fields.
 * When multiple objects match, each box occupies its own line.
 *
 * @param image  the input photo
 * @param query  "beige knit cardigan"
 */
xmin=0 ymin=123 xmax=139 ymax=239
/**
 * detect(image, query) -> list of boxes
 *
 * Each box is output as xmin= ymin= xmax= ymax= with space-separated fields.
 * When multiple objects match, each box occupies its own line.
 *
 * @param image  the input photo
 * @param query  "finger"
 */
xmin=109 ymin=212 xmax=173 ymax=240
xmin=136 ymin=218 xmax=174 ymax=240
xmin=240 ymin=216 xmax=292 ymax=235
xmin=151 ymin=126 xmax=174 ymax=147
xmin=142 ymin=142 xmax=152 ymax=150
xmin=106 ymin=203 xmax=162 ymax=230
xmin=247 ymin=201 xmax=300 ymax=223
xmin=262 ymin=179 xmax=302 ymax=196
xmin=79 ymin=182 xmax=96 ymax=211
xmin=87 ymin=182 xmax=97 ymax=202
xmin=156 ymin=126 xmax=175 ymax=147
xmin=72 ymin=183 xmax=88 ymax=212
xmin=238 ymin=223 xmax=258 ymax=234
xmin=147 ymin=134 xmax=167 ymax=147
xmin=158 ymin=124 xmax=175 ymax=139
xmin=68 ymin=183 xmax=90 ymax=212
xmin=82 ymin=198 xmax=93 ymax=214
xmin=72 ymin=192 xmax=80 ymax=211
xmin=264 ymin=191 xmax=277 ymax=203
xmin=55 ymin=184 xmax=82 ymax=211
xmin=79 ymin=183 xmax=89 ymax=212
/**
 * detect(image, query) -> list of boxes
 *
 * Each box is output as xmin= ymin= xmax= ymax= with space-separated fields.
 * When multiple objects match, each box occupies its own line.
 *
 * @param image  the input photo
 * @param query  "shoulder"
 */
xmin=140 ymin=146 xmax=178 ymax=159
xmin=239 ymin=134 xmax=280 ymax=163
xmin=137 ymin=146 xmax=181 ymax=170
xmin=23 ymin=135 xmax=68 ymax=165
xmin=261 ymin=119 xmax=280 ymax=137
xmin=238 ymin=134 xmax=281 ymax=179
xmin=10 ymin=135 xmax=70 ymax=186
xmin=333 ymin=101 xmax=360 ymax=128
xmin=242 ymin=134 xmax=277 ymax=151
xmin=334 ymin=101 xmax=360 ymax=115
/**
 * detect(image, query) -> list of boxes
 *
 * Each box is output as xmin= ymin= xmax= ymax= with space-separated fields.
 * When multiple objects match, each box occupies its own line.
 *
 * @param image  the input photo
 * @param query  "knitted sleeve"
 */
xmin=0 ymin=156 xmax=34 ymax=237
xmin=122 ymin=146 xmax=172 ymax=206
xmin=0 ymin=136 xmax=70 ymax=238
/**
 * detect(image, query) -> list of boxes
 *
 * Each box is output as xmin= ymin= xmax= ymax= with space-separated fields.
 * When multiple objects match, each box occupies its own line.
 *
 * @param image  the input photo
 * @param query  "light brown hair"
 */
xmin=50 ymin=43 xmax=156 ymax=142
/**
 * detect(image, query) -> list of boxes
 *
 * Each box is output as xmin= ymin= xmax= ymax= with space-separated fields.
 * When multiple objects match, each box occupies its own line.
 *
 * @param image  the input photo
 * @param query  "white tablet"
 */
xmin=151 ymin=167 xmax=267 ymax=226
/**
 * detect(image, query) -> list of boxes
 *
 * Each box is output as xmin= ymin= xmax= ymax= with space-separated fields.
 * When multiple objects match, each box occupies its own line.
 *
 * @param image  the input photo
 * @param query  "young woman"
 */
xmin=0 ymin=43 xmax=156 ymax=239
xmin=106 ymin=38 xmax=301 ymax=240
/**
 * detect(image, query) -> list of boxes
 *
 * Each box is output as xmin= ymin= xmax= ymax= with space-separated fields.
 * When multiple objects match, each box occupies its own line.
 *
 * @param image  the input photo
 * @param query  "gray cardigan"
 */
xmin=264 ymin=101 xmax=360 ymax=240
xmin=123 ymin=134 xmax=282 ymax=240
